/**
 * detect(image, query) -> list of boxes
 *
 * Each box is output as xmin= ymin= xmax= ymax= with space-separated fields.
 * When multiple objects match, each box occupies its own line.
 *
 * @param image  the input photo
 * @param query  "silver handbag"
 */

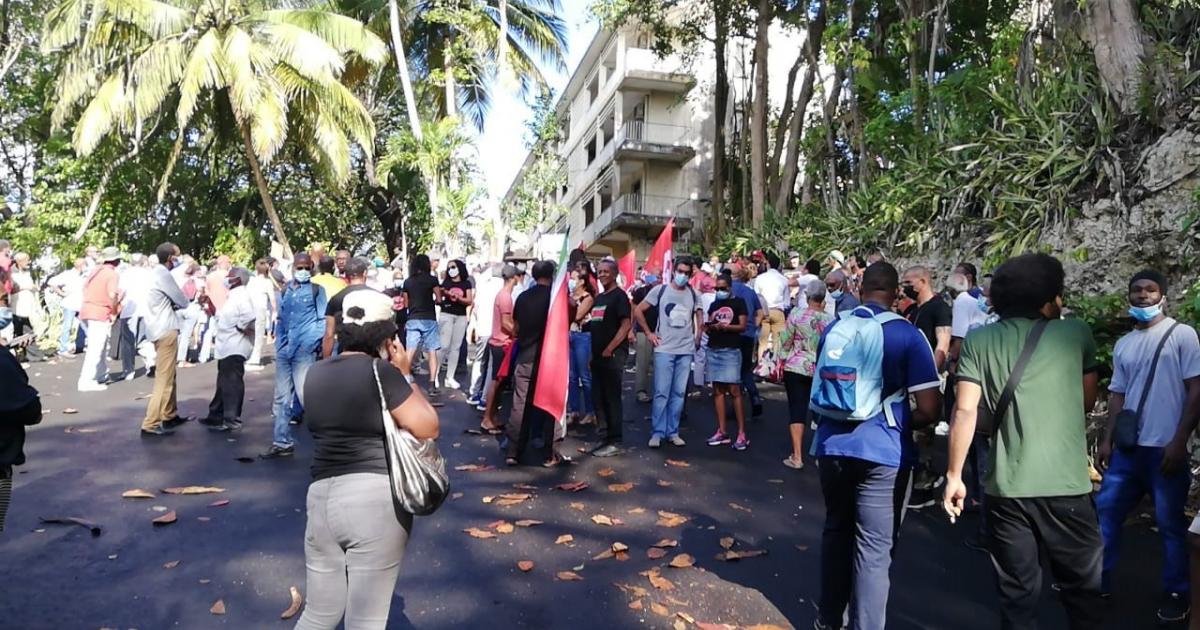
xmin=372 ymin=360 xmax=450 ymax=516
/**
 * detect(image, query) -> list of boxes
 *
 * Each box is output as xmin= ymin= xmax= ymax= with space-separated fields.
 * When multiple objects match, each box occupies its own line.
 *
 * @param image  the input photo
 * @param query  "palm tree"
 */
xmin=42 ymin=0 xmax=388 ymax=251
xmin=376 ymin=115 xmax=467 ymax=226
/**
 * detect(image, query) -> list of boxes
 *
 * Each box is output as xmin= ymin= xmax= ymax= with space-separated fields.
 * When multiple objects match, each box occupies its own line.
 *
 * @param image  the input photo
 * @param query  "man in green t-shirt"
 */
xmin=943 ymin=253 xmax=1103 ymax=630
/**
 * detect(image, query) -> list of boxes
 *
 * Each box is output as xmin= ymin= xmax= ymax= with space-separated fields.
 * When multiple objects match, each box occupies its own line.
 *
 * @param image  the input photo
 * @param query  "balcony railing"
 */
xmin=584 ymin=194 xmax=700 ymax=244
xmin=619 ymin=120 xmax=689 ymax=146
xmin=615 ymin=121 xmax=695 ymax=163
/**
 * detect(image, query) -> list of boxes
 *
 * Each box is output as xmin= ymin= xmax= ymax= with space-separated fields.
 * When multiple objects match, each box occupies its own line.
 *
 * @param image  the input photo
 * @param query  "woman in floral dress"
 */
xmin=777 ymin=279 xmax=832 ymax=469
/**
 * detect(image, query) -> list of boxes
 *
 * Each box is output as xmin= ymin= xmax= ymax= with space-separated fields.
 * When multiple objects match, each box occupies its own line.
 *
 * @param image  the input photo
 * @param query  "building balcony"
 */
xmin=583 ymin=194 xmax=698 ymax=246
xmin=622 ymin=47 xmax=695 ymax=94
xmin=615 ymin=121 xmax=696 ymax=164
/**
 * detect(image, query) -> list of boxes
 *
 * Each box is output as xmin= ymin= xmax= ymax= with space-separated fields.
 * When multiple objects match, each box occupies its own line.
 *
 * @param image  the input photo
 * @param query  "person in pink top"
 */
xmin=77 ymin=247 xmax=124 ymax=391
xmin=198 ymin=255 xmax=232 ymax=362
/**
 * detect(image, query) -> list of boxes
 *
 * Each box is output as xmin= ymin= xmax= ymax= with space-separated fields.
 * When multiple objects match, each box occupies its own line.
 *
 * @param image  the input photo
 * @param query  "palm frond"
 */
xmin=73 ymin=71 xmax=130 ymax=155
xmin=176 ymin=28 xmax=228 ymax=129
xmin=130 ymin=37 xmax=188 ymax=120
xmin=101 ymin=0 xmax=191 ymax=39
xmin=42 ymin=0 xmax=88 ymax=52
xmin=257 ymin=20 xmax=345 ymax=84
xmin=249 ymin=78 xmax=290 ymax=163
xmin=222 ymin=26 xmax=264 ymax=122
xmin=260 ymin=9 xmax=389 ymax=66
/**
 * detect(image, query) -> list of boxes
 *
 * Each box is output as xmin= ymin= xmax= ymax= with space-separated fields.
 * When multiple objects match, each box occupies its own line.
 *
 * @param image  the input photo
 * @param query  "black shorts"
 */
xmin=783 ymin=372 xmax=813 ymax=424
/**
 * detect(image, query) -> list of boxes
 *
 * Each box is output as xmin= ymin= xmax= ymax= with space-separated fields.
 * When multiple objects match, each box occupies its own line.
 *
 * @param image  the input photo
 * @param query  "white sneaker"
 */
xmin=78 ymin=382 xmax=109 ymax=392
xmin=668 ymin=435 xmax=686 ymax=447
xmin=445 ymin=377 xmax=461 ymax=390
xmin=934 ymin=421 xmax=950 ymax=436
xmin=648 ymin=436 xmax=662 ymax=448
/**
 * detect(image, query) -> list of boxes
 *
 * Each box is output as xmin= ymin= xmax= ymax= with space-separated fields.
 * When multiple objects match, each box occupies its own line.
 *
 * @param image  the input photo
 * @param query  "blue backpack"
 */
xmin=810 ymin=305 xmax=906 ymax=426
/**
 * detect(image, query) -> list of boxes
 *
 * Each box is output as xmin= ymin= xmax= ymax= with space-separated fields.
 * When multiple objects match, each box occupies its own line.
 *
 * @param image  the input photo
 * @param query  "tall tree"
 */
xmin=41 ymin=0 xmax=387 ymax=251
xmin=749 ymin=0 xmax=771 ymax=225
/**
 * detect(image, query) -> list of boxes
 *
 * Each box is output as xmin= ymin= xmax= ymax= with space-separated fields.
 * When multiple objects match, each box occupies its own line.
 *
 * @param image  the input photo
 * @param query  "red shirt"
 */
xmin=80 ymin=265 xmax=120 ymax=321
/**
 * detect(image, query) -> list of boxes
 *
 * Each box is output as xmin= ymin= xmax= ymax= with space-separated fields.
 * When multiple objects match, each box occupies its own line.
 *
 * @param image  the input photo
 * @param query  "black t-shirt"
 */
xmin=908 ymin=296 xmax=952 ymax=355
xmin=325 ymin=284 xmax=373 ymax=320
xmin=304 ymin=354 xmax=413 ymax=481
xmin=590 ymin=287 xmax=632 ymax=358
xmin=403 ymin=273 xmax=439 ymax=320
xmin=706 ymin=297 xmax=748 ymax=349
xmin=513 ymin=283 xmax=551 ymax=364
xmin=383 ymin=286 xmax=408 ymax=330
xmin=439 ymin=278 xmax=474 ymax=316
xmin=632 ymin=284 xmax=658 ymax=332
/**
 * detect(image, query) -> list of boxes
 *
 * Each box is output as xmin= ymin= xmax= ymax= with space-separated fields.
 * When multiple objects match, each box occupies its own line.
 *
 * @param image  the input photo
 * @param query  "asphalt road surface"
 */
xmin=0 ymin=350 xmax=1173 ymax=629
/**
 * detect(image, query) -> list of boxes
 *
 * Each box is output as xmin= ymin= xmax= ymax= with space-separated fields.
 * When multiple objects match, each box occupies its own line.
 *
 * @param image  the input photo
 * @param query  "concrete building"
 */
xmin=500 ymin=19 xmax=806 ymax=261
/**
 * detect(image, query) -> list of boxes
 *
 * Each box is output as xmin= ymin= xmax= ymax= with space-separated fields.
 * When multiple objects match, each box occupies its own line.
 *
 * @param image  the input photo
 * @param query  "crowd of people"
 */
xmin=2 ymin=235 xmax=1199 ymax=630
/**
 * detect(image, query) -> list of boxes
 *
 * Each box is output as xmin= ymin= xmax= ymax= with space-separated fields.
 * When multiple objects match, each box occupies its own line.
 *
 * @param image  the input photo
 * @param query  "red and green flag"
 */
xmin=532 ymin=235 xmax=574 ymax=421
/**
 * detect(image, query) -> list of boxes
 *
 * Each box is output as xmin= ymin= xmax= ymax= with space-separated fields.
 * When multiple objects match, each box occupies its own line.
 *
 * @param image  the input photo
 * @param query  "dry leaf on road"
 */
xmin=656 ymin=511 xmax=689 ymax=528
xmin=669 ymin=554 xmax=695 ymax=568
xmin=162 ymin=560 xmax=180 ymax=569
xmin=593 ymin=549 xmax=615 ymax=560
xmin=715 ymin=549 xmax=768 ymax=561
xmin=554 ymin=481 xmax=589 ymax=492
xmin=607 ymin=482 xmax=634 ymax=493
xmin=517 ymin=560 xmax=534 ymax=572
xmin=651 ymin=602 xmax=671 ymax=617
xmin=729 ymin=502 xmax=752 ymax=513
xmin=162 ymin=486 xmax=225 ymax=495
xmin=122 ymin=489 xmax=155 ymax=499
xmin=597 ymin=468 xmax=616 ymax=477
xmin=627 ymin=507 xmax=646 ymax=514
xmin=463 ymin=528 xmax=497 ymax=539
xmin=556 ymin=571 xmax=584 ymax=581
xmin=210 ymin=600 xmax=226 ymax=615
xmin=208 ymin=499 xmax=230 ymax=508
xmin=495 ymin=523 xmax=515 ymax=534
xmin=628 ymin=599 xmax=643 ymax=610
xmin=555 ymin=534 xmax=574 ymax=545
xmin=719 ymin=537 xmax=735 ymax=550
xmin=647 ymin=547 xmax=668 ymax=560
xmin=657 ymin=480 xmax=673 ymax=487
xmin=514 ymin=519 xmax=543 ymax=527
xmin=569 ymin=502 xmax=585 ymax=511
xmin=454 ymin=463 xmax=494 ymax=472
xmin=591 ymin=514 xmax=614 ymax=526
xmin=151 ymin=511 xmax=177 ymax=526
xmin=496 ymin=493 xmax=532 ymax=507
xmin=648 ymin=573 xmax=675 ymax=591
xmin=665 ymin=459 xmax=690 ymax=468
xmin=652 ymin=538 xmax=679 ymax=548
xmin=611 ymin=542 xmax=629 ymax=552
xmin=280 ymin=586 xmax=303 ymax=619
xmin=511 ymin=483 xmax=539 ymax=491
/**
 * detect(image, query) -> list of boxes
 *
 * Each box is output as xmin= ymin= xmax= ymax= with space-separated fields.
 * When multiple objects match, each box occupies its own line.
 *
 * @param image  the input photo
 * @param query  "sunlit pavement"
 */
xmin=0 ymin=351 xmax=1170 ymax=629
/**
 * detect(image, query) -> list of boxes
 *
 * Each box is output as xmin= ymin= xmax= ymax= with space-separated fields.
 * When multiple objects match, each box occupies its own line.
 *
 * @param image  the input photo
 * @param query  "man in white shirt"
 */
xmin=467 ymin=264 xmax=503 ymax=409
xmin=245 ymin=259 xmax=277 ymax=370
xmin=753 ymin=251 xmax=790 ymax=360
xmin=204 ymin=266 xmax=258 ymax=433
xmin=788 ymin=257 xmax=821 ymax=307
xmin=141 ymin=243 xmax=191 ymax=436
xmin=115 ymin=255 xmax=157 ymax=378
xmin=48 ymin=258 xmax=87 ymax=356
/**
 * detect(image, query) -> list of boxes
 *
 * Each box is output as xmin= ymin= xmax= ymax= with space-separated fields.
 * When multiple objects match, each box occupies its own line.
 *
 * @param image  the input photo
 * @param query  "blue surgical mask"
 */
xmin=293 ymin=269 xmax=312 ymax=283
xmin=977 ymin=296 xmax=990 ymax=313
xmin=715 ymin=290 xmax=731 ymax=300
xmin=644 ymin=274 xmax=659 ymax=285
xmin=568 ymin=279 xmax=578 ymax=292
xmin=830 ymin=289 xmax=844 ymax=299
xmin=673 ymin=272 xmax=688 ymax=287
xmin=223 ymin=278 xmax=233 ymax=289
xmin=1129 ymin=300 xmax=1163 ymax=322
xmin=0 ymin=306 xmax=11 ymax=329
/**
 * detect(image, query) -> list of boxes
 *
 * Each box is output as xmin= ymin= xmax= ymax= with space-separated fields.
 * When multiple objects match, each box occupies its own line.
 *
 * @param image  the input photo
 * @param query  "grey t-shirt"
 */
xmin=1109 ymin=317 xmax=1200 ymax=447
xmin=644 ymin=284 xmax=700 ymax=355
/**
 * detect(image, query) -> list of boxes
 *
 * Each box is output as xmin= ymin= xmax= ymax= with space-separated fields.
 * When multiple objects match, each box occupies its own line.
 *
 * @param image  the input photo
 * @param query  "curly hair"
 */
xmin=990 ymin=253 xmax=1063 ymax=320
xmin=335 ymin=313 xmax=398 ymax=357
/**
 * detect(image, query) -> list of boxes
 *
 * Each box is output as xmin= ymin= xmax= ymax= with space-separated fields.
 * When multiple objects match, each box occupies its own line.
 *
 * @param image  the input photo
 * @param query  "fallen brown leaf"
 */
xmin=496 ymin=493 xmax=532 ymax=507
xmin=657 ymin=480 xmax=674 ymax=487
xmin=615 ymin=551 xmax=630 ymax=561
xmin=591 ymin=514 xmax=615 ymax=526
xmin=161 ymin=486 xmax=225 ymax=495
xmin=647 ymin=547 xmax=668 ymax=560
xmin=607 ymin=482 xmax=634 ymax=493
xmin=627 ymin=507 xmax=646 ymax=514
xmin=729 ymin=502 xmax=752 ymax=513
xmin=674 ymin=620 xmax=687 ymax=630
xmin=482 ymin=496 xmax=495 ymax=504
xmin=556 ymin=571 xmax=584 ymax=581
xmin=517 ymin=560 xmax=534 ymax=572
xmin=162 ymin=560 xmax=180 ymax=569
xmin=696 ymin=624 xmax=737 ymax=630
xmin=715 ymin=549 xmax=768 ymax=561
xmin=514 ymin=519 xmax=543 ymax=527
xmin=719 ymin=537 xmax=735 ymax=550
xmin=280 ymin=586 xmax=303 ymax=619
xmin=652 ymin=538 xmax=679 ymax=548
xmin=628 ymin=599 xmax=643 ymax=610
xmin=669 ymin=553 xmax=695 ymax=568
xmin=495 ymin=523 xmax=515 ymax=534
xmin=121 ymin=489 xmax=155 ymax=499
xmin=597 ymin=468 xmax=616 ymax=477
xmin=555 ymin=534 xmax=574 ymax=545
xmin=568 ymin=502 xmax=585 ymax=511
xmin=650 ymin=602 xmax=671 ymax=617
xmin=593 ymin=549 xmax=615 ymax=560
xmin=463 ymin=527 xmax=497 ymax=539
xmin=511 ymin=483 xmax=539 ymax=491
xmin=208 ymin=499 xmax=230 ymax=508
xmin=611 ymin=542 xmax=629 ymax=552
xmin=665 ymin=459 xmax=690 ymax=468
xmin=554 ymin=481 xmax=589 ymax=492
xmin=656 ymin=511 xmax=689 ymax=528
xmin=649 ymin=574 xmax=675 ymax=591
xmin=454 ymin=464 xmax=495 ymax=472
xmin=210 ymin=599 xmax=226 ymax=615
xmin=151 ymin=511 xmax=177 ymax=526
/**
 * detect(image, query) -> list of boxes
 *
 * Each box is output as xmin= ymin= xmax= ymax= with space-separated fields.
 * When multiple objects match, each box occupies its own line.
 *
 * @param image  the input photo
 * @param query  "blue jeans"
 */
xmin=59 ymin=308 xmax=81 ymax=354
xmin=651 ymin=352 xmax=692 ymax=439
xmin=273 ymin=352 xmax=316 ymax=448
xmin=817 ymin=456 xmax=911 ymax=630
xmin=1096 ymin=445 xmax=1190 ymax=594
xmin=568 ymin=331 xmax=594 ymax=415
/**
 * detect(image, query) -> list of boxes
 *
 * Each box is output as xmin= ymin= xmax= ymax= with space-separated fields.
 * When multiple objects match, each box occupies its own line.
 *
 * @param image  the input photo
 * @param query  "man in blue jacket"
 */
xmin=261 ymin=254 xmax=327 ymax=459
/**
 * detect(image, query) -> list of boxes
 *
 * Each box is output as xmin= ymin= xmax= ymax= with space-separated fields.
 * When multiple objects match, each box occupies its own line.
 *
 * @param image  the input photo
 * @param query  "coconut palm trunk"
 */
xmin=240 ymin=123 xmax=290 ymax=253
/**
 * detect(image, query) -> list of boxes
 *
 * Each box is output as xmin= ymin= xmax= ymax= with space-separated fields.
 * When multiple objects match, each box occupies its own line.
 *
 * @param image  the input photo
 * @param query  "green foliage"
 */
xmin=1066 ymin=292 xmax=1129 ymax=387
xmin=212 ymin=226 xmax=264 ymax=268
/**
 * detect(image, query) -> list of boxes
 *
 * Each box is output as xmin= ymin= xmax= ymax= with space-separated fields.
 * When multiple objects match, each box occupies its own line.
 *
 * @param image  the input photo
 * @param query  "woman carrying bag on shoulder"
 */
xmin=295 ymin=290 xmax=441 ymax=630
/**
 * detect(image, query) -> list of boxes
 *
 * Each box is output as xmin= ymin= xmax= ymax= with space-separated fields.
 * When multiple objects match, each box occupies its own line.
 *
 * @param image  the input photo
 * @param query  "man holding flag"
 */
xmin=505 ymin=260 xmax=563 ymax=466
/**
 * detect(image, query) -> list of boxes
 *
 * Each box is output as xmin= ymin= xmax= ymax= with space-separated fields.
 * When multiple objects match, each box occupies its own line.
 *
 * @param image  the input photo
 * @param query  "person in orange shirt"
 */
xmin=198 ymin=255 xmax=232 ymax=362
xmin=77 ymin=247 xmax=124 ymax=391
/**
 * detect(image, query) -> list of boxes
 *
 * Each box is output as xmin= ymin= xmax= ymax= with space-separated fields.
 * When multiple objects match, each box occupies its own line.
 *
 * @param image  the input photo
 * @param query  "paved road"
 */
xmin=0 ymin=351 xmax=1172 ymax=629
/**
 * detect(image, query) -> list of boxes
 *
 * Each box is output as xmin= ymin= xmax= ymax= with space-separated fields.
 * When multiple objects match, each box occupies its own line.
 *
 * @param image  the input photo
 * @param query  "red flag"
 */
xmin=532 ymin=238 xmax=573 ymax=421
xmin=644 ymin=218 xmax=674 ymax=277
xmin=617 ymin=250 xmax=636 ymax=291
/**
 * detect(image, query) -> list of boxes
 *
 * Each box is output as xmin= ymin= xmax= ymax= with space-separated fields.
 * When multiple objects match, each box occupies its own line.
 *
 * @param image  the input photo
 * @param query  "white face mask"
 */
xmin=448 ymin=267 xmax=459 ymax=278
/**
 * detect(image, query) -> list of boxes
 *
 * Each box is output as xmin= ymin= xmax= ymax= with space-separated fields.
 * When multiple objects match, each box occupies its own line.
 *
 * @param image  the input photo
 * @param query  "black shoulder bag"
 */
xmin=1113 ymin=322 xmax=1179 ymax=451
xmin=978 ymin=319 xmax=1050 ymax=436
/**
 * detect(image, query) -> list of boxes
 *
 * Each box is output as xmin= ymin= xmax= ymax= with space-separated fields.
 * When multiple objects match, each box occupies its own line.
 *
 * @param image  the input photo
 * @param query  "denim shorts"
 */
xmin=706 ymin=347 xmax=742 ymax=384
xmin=405 ymin=319 xmax=442 ymax=352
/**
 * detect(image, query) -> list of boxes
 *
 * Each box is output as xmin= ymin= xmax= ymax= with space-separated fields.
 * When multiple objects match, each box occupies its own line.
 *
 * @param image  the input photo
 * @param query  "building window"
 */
xmin=583 ymin=198 xmax=595 ymax=225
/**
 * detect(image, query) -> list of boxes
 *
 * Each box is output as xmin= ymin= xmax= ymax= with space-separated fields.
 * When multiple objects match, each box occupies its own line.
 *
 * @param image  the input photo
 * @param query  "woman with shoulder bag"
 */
xmin=294 ymin=290 xmax=440 ymax=630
